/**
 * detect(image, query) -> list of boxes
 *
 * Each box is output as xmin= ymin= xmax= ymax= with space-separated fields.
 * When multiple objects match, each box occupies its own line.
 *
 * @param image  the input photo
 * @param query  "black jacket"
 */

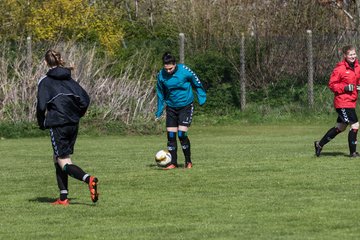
xmin=36 ymin=67 xmax=90 ymax=129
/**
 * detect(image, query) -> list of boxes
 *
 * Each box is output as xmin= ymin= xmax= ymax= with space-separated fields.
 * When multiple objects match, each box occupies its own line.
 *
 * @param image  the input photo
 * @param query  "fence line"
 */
xmin=307 ymin=30 xmax=314 ymax=108
xmin=0 ymin=30 xmax=355 ymax=122
xmin=240 ymin=32 xmax=246 ymax=111
xmin=179 ymin=33 xmax=185 ymax=64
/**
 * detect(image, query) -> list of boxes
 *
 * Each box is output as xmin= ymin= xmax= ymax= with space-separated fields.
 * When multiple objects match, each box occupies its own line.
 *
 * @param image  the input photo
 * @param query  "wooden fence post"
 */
xmin=355 ymin=1 xmax=360 ymax=35
xmin=240 ymin=32 xmax=246 ymax=110
xmin=306 ymin=30 xmax=314 ymax=108
xmin=179 ymin=33 xmax=185 ymax=64
xmin=26 ymin=36 xmax=32 ymax=70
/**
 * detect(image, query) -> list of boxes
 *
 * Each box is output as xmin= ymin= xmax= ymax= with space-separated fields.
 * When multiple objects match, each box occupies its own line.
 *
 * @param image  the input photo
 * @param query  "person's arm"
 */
xmin=155 ymin=76 xmax=165 ymax=119
xmin=36 ymin=81 xmax=49 ymax=130
xmin=187 ymin=67 xmax=206 ymax=105
xmin=76 ymin=82 xmax=90 ymax=117
xmin=357 ymin=64 xmax=360 ymax=90
xmin=328 ymin=67 xmax=348 ymax=94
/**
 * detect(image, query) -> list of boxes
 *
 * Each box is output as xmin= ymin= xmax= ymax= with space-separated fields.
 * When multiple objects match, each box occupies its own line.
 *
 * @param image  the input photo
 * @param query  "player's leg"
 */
xmin=52 ymin=125 xmax=90 ymax=183
xmin=346 ymin=109 xmax=359 ymax=157
xmin=53 ymin=155 xmax=68 ymax=203
xmin=178 ymin=103 xmax=193 ymax=168
xmin=314 ymin=109 xmax=347 ymax=157
xmin=166 ymin=128 xmax=178 ymax=168
xmin=178 ymin=126 xmax=192 ymax=168
xmin=57 ymin=156 xmax=90 ymax=182
xmin=51 ymin=125 xmax=98 ymax=202
xmin=348 ymin=122 xmax=359 ymax=156
xmin=166 ymin=107 xmax=179 ymax=168
xmin=57 ymin=156 xmax=99 ymax=203
xmin=317 ymin=122 xmax=346 ymax=147
xmin=50 ymin=127 xmax=70 ymax=205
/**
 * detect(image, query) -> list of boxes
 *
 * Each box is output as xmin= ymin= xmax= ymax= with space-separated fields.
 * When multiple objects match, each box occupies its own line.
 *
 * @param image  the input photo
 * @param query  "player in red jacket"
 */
xmin=315 ymin=45 xmax=360 ymax=157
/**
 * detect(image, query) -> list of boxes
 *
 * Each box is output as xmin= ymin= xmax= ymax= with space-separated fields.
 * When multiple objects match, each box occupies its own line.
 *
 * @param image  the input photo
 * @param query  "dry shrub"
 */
xmin=0 ymin=42 xmax=157 ymax=125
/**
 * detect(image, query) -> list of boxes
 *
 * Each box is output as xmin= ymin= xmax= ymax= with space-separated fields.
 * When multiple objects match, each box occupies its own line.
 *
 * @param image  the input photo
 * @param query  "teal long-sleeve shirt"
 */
xmin=155 ymin=64 xmax=206 ymax=118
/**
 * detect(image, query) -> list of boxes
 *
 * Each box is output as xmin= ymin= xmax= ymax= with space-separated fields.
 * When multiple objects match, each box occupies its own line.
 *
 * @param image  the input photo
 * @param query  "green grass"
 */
xmin=1 ymin=123 xmax=360 ymax=239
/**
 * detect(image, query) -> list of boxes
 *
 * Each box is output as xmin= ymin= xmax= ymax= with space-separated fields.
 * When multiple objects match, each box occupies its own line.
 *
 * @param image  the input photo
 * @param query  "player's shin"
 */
xmin=167 ymin=131 xmax=178 ymax=165
xmin=55 ymin=163 xmax=68 ymax=200
xmin=63 ymin=163 xmax=90 ymax=183
xmin=178 ymin=131 xmax=191 ymax=163
xmin=348 ymin=128 xmax=358 ymax=155
xmin=319 ymin=127 xmax=341 ymax=147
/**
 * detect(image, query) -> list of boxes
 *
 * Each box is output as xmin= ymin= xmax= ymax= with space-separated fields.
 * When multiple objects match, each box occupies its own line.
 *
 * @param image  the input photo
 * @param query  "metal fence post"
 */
xmin=26 ymin=36 xmax=32 ymax=71
xmin=306 ymin=30 xmax=314 ymax=108
xmin=179 ymin=33 xmax=185 ymax=64
xmin=240 ymin=32 xmax=246 ymax=110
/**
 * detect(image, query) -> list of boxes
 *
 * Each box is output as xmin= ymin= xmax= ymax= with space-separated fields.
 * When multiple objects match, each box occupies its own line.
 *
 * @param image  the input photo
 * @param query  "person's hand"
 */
xmin=39 ymin=125 xmax=46 ymax=130
xmin=344 ymin=84 xmax=354 ymax=92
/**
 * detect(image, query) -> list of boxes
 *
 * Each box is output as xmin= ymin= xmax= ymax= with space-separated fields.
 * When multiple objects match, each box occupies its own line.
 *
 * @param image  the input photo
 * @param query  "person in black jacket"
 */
xmin=36 ymin=49 xmax=98 ymax=205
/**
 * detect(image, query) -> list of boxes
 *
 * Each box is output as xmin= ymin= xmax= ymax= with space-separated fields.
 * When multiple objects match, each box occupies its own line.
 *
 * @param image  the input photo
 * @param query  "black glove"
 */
xmin=39 ymin=125 xmax=46 ymax=130
xmin=344 ymin=84 xmax=354 ymax=92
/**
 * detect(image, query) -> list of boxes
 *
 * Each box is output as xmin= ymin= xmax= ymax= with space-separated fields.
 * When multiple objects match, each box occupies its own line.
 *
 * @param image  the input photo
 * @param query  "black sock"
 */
xmin=348 ymin=128 xmax=358 ymax=154
xmin=55 ymin=163 xmax=68 ymax=200
xmin=167 ymin=131 xmax=178 ymax=165
xmin=60 ymin=193 xmax=68 ymax=201
xmin=63 ymin=164 xmax=90 ymax=183
xmin=179 ymin=131 xmax=191 ymax=163
xmin=319 ymin=127 xmax=341 ymax=147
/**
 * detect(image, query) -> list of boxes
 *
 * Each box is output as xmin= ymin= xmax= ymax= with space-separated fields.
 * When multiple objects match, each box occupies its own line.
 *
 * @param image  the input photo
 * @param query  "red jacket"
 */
xmin=328 ymin=59 xmax=360 ymax=108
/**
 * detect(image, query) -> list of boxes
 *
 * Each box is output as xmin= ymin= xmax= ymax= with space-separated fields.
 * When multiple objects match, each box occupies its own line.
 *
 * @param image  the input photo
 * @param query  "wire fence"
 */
xmin=0 ymin=30 xmax=358 ymax=123
xmin=182 ymin=29 xmax=360 ymax=109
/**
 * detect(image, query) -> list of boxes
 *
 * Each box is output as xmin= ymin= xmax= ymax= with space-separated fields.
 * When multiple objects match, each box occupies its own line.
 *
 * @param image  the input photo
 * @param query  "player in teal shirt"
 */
xmin=155 ymin=52 xmax=206 ymax=169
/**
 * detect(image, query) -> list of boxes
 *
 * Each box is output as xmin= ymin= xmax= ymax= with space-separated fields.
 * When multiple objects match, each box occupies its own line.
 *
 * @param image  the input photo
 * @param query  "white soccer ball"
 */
xmin=155 ymin=150 xmax=172 ymax=167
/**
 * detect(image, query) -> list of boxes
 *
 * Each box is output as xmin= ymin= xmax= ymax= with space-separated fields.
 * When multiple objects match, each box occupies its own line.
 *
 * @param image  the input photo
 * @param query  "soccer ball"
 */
xmin=155 ymin=150 xmax=172 ymax=167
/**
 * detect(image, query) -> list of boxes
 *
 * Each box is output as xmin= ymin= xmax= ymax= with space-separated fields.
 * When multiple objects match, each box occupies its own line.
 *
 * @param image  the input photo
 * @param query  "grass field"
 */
xmin=1 ymin=123 xmax=360 ymax=239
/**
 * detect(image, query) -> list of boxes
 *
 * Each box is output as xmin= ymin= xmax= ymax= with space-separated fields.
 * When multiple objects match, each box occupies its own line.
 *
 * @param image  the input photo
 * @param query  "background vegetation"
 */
xmin=1 ymin=0 xmax=360 ymax=137
xmin=2 ymin=2 xmax=360 ymax=239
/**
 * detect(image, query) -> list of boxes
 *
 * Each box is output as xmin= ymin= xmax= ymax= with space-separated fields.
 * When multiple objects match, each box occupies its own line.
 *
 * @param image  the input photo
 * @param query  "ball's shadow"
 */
xmin=147 ymin=163 xmax=185 ymax=170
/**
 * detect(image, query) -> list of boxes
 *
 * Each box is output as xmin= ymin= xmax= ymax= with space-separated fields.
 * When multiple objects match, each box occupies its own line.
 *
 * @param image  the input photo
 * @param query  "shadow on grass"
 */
xmin=147 ymin=163 xmax=186 ymax=170
xmin=28 ymin=197 xmax=97 ymax=206
xmin=317 ymin=152 xmax=348 ymax=157
xmin=28 ymin=197 xmax=55 ymax=203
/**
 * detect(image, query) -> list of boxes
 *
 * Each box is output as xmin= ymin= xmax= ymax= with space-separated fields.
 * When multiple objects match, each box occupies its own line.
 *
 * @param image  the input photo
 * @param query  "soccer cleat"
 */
xmin=349 ymin=152 xmax=360 ymax=158
xmin=185 ymin=162 xmax=193 ymax=169
xmin=51 ymin=199 xmax=69 ymax=206
xmin=88 ymin=176 xmax=99 ymax=203
xmin=314 ymin=141 xmax=322 ymax=157
xmin=163 ymin=164 xmax=177 ymax=170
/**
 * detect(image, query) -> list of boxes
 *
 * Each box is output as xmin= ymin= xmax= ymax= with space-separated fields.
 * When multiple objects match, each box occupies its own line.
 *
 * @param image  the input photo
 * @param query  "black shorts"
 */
xmin=336 ymin=108 xmax=358 ymax=124
xmin=166 ymin=103 xmax=194 ymax=127
xmin=49 ymin=124 xmax=79 ymax=158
